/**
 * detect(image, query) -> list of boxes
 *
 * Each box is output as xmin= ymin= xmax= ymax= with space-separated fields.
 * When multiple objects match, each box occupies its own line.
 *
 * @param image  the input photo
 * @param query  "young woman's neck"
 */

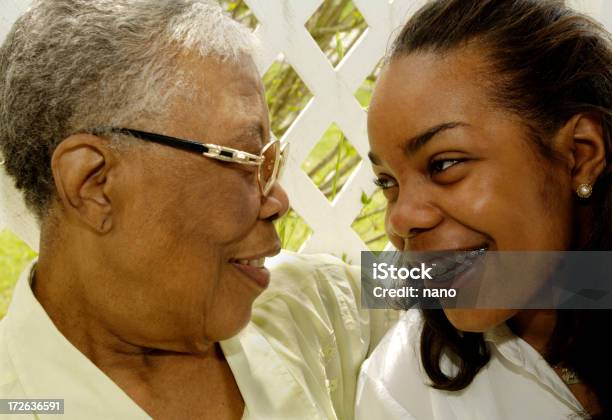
xmin=507 ymin=309 xmax=557 ymax=354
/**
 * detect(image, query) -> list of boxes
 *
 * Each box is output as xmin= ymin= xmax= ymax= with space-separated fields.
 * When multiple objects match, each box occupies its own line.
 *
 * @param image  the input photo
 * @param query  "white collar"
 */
xmin=484 ymin=322 xmax=584 ymax=413
xmin=221 ymin=324 xmax=323 ymax=419
xmin=4 ymin=261 xmax=150 ymax=419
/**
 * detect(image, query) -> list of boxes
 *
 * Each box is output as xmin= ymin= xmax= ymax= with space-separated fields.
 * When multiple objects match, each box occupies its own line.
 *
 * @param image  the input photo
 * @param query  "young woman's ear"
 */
xmin=555 ymin=113 xmax=607 ymax=190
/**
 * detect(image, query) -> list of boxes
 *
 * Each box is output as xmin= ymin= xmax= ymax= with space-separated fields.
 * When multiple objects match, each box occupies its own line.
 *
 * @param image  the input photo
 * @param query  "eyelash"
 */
xmin=373 ymin=177 xmax=396 ymax=190
xmin=374 ymin=156 xmax=469 ymax=188
xmin=428 ymin=158 xmax=465 ymax=174
xmin=374 ymin=158 xmax=467 ymax=189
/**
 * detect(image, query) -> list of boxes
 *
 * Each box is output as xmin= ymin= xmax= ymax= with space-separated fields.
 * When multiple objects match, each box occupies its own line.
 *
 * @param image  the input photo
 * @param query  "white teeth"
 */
xmin=235 ymin=258 xmax=266 ymax=268
xmin=248 ymin=258 xmax=265 ymax=267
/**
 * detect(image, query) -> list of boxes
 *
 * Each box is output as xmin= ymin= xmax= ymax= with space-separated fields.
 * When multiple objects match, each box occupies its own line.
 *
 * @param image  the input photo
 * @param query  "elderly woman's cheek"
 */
xmin=185 ymin=173 xmax=260 ymax=236
xmin=224 ymin=182 xmax=261 ymax=231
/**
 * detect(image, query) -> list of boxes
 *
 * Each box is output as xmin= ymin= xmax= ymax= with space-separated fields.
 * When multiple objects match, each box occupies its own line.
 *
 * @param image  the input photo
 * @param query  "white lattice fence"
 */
xmin=246 ymin=0 xmax=429 ymax=262
xmin=1 ymin=0 xmax=611 ymax=263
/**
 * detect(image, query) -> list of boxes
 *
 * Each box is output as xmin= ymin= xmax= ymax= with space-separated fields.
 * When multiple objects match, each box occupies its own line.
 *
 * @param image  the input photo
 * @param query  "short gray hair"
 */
xmin=0 ymin=0 xmax=257 ymax=220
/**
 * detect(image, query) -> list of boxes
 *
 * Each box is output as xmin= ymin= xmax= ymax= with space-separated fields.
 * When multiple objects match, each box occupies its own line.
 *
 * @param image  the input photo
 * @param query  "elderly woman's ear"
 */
xmin=51 ymin=134 xmax=115 ymax=233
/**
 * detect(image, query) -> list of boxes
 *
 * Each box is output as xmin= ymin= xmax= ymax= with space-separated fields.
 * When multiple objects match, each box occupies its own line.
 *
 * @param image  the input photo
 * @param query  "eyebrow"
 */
xmin=368 ymin=121 xmax=468 ymax=165
xmin=229 ymin=122 xmax=265 ymax=150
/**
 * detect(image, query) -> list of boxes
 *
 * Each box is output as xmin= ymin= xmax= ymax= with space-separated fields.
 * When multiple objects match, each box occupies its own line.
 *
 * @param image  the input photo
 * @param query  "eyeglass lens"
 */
xmin=261 ymin=141 xmax=279 ymax=194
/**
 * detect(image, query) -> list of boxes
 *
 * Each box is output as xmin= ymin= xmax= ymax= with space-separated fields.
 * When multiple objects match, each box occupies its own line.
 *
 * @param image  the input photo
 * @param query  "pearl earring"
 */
xmin=576 ymin=183 xmax=592 ymax=199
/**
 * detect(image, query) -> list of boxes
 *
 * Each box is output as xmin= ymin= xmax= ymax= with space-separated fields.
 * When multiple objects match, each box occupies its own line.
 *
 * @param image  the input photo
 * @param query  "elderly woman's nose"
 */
xmin=260 ymin=183 xmax=290 ymax=221
xmin=387 ymin=189 xmax=442 ymax=239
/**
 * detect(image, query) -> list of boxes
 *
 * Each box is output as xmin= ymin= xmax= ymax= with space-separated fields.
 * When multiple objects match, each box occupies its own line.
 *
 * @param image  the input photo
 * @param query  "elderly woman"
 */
xmin=356 ymin=0 xmax=611 ymax=419
xmin=0 ymin=1 xmax=388 ymax=419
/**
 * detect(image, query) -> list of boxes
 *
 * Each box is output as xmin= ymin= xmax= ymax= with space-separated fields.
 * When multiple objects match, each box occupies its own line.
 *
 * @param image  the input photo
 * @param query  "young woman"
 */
xmin=356 ymin=0 xmax=612 ymax=418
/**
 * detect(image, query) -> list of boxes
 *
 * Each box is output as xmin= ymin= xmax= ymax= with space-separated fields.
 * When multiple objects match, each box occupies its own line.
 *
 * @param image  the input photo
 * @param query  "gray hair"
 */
xmin=0 ymin=0 xmax=257 ymax=221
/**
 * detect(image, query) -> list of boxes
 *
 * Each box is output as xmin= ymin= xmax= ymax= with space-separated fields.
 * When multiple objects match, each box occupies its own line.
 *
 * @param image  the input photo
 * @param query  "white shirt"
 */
xmin=356 ymin=310 xmax=587 ymax=420
xmin=0 ymin=252 xmax=397 ymax=419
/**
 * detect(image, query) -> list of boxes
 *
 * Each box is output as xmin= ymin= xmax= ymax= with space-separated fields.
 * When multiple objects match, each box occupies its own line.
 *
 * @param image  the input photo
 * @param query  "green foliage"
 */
xmin=361 ymin=190 xmax=372 ymax=206
xmin=274 ymin=209 xmax=312 ymax=252
xmin=355 ymin=77 xmax=376 ymax=108
xmin=351 ymin=189 xmax=388 ymax=250
xmin=0 ymin=229 xmax=37 ymax=319
xmin=306 ymin=0 xmax=367 ymax=67
xmin=302 ymin=124 xmax=360 ymax=198
xmin=225 ymin=0 xmax=258 ymax=30
xmin=263 ymin=62 xmax=312 ymax=137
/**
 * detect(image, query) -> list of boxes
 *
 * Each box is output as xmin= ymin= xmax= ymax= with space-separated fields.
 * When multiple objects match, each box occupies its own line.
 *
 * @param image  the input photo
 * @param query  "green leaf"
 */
xmin=330 ymin=133 xmax=344 ymax=200
xmin=361 ymin=190 xmax=372 ymax=205
xmin=335 ymin=32 xmax=345 ymax=62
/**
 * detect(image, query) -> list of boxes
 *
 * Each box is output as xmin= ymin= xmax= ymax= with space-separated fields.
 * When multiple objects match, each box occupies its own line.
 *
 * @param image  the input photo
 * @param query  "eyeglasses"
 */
xmin=102 ymin=128 xmax=289 ymax=196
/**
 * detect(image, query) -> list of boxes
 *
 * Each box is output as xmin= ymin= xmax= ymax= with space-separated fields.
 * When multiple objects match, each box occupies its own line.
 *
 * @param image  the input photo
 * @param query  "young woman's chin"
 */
xmin=444 ymin=309 xmax=519 ymax=333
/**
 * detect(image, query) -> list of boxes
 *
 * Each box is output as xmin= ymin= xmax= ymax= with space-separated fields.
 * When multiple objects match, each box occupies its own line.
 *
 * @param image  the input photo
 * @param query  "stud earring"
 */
xmin=576 ymin=183 xmax=592 ymax=199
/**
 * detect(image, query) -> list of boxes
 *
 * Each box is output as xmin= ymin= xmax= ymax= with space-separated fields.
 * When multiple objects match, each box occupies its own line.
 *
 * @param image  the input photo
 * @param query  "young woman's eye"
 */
xmin=429 ymin=158 xmax=465 ymax=174
xmin=373 ymin=177 xmax=397 ymax=190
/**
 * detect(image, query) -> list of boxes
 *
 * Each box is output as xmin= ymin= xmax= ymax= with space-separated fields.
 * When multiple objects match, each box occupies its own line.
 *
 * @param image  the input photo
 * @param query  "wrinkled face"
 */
xmin=367 ymin=48 xmax=574 ymax=332
xmin=96 ymin=54 xmax=289 ymax=351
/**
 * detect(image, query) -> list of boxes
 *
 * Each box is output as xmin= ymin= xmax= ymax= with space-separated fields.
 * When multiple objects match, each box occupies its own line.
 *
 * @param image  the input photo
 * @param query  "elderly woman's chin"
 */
xmin=195 ymin=302 xmax=257 ymax=346
xmin=208 ymin=289 xmax=266 ymax=342
xmin=443 ymin=309 xmax=518 ymax=333
xmin=146 ymin=277 xmax=262 ymax=353
xmin=169 ymin=310 xmax=253 ymax=355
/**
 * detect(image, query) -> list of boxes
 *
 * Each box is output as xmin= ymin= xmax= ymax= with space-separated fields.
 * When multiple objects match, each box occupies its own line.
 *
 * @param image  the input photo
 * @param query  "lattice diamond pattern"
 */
xmin=246 ymin=0 xmax=421 ymax=261
xmin=263 ymin=57 xmax=313 ymax=137
xmin=301 ymin=124 xmax=361 ymax=202
xmin=305 ymin=0 xmax=368 ymax=68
